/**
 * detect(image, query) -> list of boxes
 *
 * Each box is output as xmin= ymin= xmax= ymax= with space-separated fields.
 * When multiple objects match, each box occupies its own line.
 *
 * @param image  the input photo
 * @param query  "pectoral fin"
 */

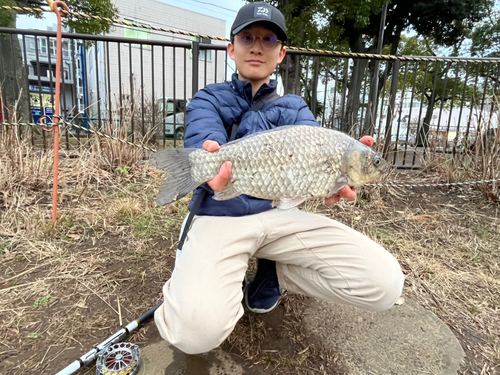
xmin=212 ymin=184 xmax=242 ymax=201
xmin=327 ymin=177 xmax=349 ymax=197
xmin=275 ymin=197 xmax=307 ymax=210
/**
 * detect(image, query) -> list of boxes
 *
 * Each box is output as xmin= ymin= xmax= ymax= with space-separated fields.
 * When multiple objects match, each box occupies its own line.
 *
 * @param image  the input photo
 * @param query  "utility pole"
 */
xmin=365 ymin=3 xmax=388 ymax=136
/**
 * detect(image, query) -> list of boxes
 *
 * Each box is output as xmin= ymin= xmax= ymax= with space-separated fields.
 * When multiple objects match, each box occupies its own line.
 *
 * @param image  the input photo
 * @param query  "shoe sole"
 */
xmin=244 ymin=284 xmax=281 ymax=314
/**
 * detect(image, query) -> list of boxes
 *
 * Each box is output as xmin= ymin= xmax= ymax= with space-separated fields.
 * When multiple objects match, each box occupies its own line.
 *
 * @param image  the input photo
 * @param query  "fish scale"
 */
xmin=151 ymin=125 xmax=388 ymax=208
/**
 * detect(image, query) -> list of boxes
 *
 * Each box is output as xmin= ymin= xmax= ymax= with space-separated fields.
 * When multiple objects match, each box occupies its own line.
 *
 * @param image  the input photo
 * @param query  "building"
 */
xmin=20 ymin=24 xmax=84 ymax=123
xmin=84 ymin=0 xmax=227 ymax=133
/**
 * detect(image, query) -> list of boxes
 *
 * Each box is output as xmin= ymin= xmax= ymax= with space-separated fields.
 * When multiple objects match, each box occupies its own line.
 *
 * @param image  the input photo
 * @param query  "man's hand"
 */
xmin=325 ymin=136 xmax=375 ymax=206
xmin=203 ymin=140 xmax=232 ymax=192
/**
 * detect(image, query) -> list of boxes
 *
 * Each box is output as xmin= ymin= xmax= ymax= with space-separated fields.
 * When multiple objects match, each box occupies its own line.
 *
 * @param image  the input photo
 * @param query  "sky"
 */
xmin=157 ymin=0 xmax=245 ymax=38
xmin=16 ymin=0 xmax=247 ymax=39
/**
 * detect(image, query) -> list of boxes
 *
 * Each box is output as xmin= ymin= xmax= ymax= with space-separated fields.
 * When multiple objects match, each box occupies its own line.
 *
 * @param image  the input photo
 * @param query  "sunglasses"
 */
xmin=235 ymin=33 xmax=282 ymax=49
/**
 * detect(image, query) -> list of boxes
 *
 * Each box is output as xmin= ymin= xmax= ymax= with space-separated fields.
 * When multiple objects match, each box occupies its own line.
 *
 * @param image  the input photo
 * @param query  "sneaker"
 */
xmin=244 ymin=259 xmax=282 ymax=313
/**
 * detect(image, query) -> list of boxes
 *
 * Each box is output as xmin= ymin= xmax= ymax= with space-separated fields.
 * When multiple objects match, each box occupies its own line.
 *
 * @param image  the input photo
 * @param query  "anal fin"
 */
xmin=275 ymin=197 xmax=307 ymax=210
xmin=212 ymin=184 xmax=242 ymax=201
xmin=327 ymin=177 xmax=349 ymax=197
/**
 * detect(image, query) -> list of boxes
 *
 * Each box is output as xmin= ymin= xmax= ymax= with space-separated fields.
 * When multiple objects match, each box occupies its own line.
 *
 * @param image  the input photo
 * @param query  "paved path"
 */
xmin=137 ymin=297 xmax=464 ymax=375
xmin=304 ymin=297 xmax=465 ymax=375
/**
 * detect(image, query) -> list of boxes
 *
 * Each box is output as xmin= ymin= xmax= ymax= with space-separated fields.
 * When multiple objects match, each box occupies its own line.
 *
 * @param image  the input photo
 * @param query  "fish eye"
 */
xmin=374 ymin=157 xmax=381 ymax=166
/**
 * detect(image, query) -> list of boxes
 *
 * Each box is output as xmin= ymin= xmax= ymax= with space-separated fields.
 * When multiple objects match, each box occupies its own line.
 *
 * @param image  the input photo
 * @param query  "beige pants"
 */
xmin=155 ymin=208 xmax=404 ymax=354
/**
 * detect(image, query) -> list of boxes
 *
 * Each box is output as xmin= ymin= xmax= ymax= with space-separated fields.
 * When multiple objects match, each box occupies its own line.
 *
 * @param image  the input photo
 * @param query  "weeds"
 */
xmin=32 ymin=295 xmax=51 ymax=309
xmin=419 ymin=127 xmax=499 ymax=201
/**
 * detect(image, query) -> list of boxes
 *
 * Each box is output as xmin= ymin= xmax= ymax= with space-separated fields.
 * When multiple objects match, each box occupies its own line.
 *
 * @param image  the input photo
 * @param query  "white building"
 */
xmin=85 ymin=0 xmax=227 ymax=130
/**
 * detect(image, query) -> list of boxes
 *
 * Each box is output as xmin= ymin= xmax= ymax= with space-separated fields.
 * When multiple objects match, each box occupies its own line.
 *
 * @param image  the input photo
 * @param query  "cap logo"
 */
xmin=254 ymin=6 xmax=271 ymax=19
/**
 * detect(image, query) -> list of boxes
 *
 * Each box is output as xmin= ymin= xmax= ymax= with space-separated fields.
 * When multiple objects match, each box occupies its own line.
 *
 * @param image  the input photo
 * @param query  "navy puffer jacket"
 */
xmin=185 ymin=73 xmax=319 ymax=217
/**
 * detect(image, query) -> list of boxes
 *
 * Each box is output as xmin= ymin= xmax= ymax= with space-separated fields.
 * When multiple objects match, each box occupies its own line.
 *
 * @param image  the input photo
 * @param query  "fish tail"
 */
xmin=150 ymin=148 xmax=201 ymax=206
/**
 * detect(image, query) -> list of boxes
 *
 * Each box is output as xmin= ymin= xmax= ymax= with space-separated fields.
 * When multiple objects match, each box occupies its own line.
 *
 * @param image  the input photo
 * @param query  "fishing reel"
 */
xmin=96 ymin=342 xmax=141 ymax=375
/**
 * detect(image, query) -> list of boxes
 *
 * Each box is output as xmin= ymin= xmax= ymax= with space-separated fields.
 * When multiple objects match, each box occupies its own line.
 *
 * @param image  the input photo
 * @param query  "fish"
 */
xmin=150 ymin=125 xmax=388 ymax=209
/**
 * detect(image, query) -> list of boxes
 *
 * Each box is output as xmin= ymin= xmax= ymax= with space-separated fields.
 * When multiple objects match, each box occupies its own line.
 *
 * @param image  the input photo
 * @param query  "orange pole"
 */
xmin=50 ymin=1 xmax=69 ymax=224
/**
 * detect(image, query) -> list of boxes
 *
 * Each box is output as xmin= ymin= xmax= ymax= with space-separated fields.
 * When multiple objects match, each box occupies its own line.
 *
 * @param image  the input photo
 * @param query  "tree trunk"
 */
xmin=418 ymin=65 xmax=440 ymax=147
xmin=341 ymin=58 xmax=369 ymax=135
xmin=0 ymin=17 xmax=31 ymax=123
xmin=361 ymin=28 xmax=402 ymax=137
xmin=341 ymin=34 xmax=370 ymax=135
xmin=418 ymin=96 xmax=435 ymax=147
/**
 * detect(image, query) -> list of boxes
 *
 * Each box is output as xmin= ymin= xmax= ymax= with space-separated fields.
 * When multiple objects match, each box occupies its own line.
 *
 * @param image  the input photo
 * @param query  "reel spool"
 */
xmin=96 ymin=342 xmax=140 ymax=375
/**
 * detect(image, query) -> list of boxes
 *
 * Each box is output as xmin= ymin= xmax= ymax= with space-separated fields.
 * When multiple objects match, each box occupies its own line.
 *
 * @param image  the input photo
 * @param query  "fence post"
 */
xmin=382 ymin=57 xmax=400 ymax=160
xmin=191 ymin=40 xmax=199 ymax=98
xmin=311 ymin=56 xmax=320 ymax=117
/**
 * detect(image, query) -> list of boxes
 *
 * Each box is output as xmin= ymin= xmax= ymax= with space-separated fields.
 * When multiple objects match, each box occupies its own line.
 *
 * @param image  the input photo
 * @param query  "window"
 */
xmin=157 ymin=99 xmax=186 ymax=114
xmin=124 ymin=19 xmax=152 ymax=50
xmin=190 ymin=37 xmax=212 ymax=62
xmin=26 ymin=36 xmax=35 ymax=52
xmin=49 ymin=39 xmax=70 ymax=59
xmin=50 ymin=39 xmax=55 ymax=56
xmin=38 ymin=38 xmax=47 ymax=54
xmin=31 ymin=61 xmax=56 ymax=78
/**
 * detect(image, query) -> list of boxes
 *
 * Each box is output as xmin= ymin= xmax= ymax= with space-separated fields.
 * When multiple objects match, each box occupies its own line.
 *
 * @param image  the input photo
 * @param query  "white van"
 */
xmin=156 ymin=98 xmax=190 ymax=140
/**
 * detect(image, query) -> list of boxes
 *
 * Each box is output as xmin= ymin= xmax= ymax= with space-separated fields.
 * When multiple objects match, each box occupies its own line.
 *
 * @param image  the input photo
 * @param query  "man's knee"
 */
xmin=171 ymin=320 xmax=227 ymax=355
xmin=156 ymin=304 xmax=239 ymax=355
xmin=366 ymin=255 xmax=405 ymax=312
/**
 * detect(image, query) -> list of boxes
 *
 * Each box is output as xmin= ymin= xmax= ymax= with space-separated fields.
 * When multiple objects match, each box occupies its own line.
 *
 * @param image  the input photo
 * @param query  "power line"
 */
xmin=109 ymin=23 xmax=235 ymax=77
xmin=115 ymin=12 xmax=227 ymax=40
xmin=187 ymin=0 xmax=238 ymax=13
xmin=159 ymin=0 xmax=237 ymax=18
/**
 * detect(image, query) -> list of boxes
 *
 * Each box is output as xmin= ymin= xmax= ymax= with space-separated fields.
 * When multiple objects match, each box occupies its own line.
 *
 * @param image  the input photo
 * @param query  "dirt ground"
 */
xmin=1 ymin=152 xmax=499 ymax=374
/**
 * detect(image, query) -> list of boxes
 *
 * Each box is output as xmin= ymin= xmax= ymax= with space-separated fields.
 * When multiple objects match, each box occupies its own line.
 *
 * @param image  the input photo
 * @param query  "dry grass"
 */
xmin=417 ymin=128 xmax=499 ymax=201
xmin=0 ymin=123 xmax=189 ymax=374
xmin=0 ymin=122 xmax=499 ymax=374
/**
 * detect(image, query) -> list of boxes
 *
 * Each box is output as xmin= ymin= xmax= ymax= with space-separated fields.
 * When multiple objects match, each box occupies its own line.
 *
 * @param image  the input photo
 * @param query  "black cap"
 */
xmin=231 ymin=2 xmax=287 ymax=43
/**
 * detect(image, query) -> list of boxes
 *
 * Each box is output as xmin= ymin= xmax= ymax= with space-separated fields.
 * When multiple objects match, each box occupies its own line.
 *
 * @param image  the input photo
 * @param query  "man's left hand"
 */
xmin=325 ymin=136 xmax=375 ymax=206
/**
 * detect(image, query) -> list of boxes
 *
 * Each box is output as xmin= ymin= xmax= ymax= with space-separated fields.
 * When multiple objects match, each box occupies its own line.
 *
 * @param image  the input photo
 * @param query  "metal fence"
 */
xmin=1 ymin=27 xmax=499 ymax=168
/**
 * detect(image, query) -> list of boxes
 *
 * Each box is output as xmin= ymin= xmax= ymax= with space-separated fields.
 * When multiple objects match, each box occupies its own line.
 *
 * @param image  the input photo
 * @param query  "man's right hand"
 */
xmin=203 ymin=140 xmax=232 ymax=192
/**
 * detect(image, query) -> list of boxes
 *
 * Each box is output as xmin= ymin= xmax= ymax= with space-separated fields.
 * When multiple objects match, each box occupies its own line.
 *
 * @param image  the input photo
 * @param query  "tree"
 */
xmin=470 ymin=8 xmax=500 ymax=58
xmin=397 ymin=35 xmax=494 ymax=147
xmin=0 ymin=0 xmax=118 ymax=122
xmin=252 ymin=0 xmax=496 ymax=138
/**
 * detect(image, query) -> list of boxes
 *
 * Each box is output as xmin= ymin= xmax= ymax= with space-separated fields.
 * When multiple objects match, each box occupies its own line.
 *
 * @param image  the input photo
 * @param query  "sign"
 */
xmin=42 ymin=94 xmax=54 ymax=109
xmin=42 ymin=94 xmax=54 ymax=115
xmin=29 ymin=84 xmax=54 ymax=94
xmin=29 ymin=93 xmax=55 ymax=117
xmin=30 ymin=93 xmax=41 ymax=108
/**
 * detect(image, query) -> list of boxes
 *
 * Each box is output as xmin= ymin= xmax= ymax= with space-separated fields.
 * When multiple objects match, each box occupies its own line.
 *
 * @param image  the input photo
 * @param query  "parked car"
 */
xmin=156 ymin=98 xmax=190 ymax=140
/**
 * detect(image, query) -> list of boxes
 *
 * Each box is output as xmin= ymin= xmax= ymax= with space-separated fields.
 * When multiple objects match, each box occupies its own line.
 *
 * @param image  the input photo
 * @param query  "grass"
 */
xmin=32 ymin=295 xmax=51 ymax=309
xmin=0 ymin=121 xmax=499 ymax=374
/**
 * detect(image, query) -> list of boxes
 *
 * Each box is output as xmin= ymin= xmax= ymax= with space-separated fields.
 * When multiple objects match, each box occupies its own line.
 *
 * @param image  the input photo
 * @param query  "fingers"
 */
xmin=359 ymin=135 xmax=375 ymax=147
xmin=207 ymin=161 xmax=232 ymax=192
xmin=203 ymin=140 xmax=220 ymax=152
xmin=325 ymin=194 xmax=340 ymax=206
xmin=339 ymin=185 xmax=357 ymax=201
xmin=326 ymin=186 xmax=357 ymax=205
xmin=203 ymin=141 xmax=230 ymax=191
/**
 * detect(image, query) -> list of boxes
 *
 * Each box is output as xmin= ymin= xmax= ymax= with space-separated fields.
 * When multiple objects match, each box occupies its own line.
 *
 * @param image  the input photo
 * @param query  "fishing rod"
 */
xmin=55 ymin=301 xmax=163 ymax=375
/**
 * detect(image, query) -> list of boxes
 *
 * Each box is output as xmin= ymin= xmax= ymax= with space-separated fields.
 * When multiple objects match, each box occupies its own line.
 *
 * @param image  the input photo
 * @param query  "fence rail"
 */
xmin=1 ymin=27 xmax=498 ymax=168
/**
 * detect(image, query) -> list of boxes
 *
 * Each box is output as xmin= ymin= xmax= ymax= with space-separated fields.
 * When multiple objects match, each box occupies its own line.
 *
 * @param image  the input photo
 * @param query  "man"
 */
xmin=155 ymin=2 xmax=404 ymax=355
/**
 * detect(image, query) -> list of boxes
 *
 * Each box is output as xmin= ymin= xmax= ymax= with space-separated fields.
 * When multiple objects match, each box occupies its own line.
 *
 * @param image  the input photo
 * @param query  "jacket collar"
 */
xmin=230 ymin=73 xmax=278 ymax=103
